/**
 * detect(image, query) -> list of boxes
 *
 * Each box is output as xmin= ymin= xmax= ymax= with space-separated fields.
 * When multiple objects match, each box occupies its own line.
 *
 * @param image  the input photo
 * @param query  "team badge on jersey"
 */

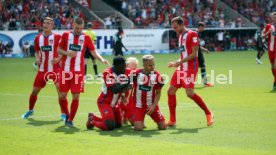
xmin=79 ymin=39 xmax=84 ymax=44
xmin=49 ymin=39 xmax=53 ymax=45
xmin=193 ymin=37 xmax=198 ymax=43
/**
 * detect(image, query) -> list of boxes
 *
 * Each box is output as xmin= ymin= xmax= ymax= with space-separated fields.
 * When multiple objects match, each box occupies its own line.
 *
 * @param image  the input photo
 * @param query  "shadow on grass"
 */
xmin=26 ymin=118 xmax=60 ymax=126
xmin=53 ymin=125 xmax=81 ymax=134
xmin=269 ymin=90 xmax=276 ymax=93
xmin=194 ymin=86 xmax=205 ymax=90
xmin=168 ymin=127 xmax=206 ymax=134
xmin=90 ymin=125 xmax=162 ymax=138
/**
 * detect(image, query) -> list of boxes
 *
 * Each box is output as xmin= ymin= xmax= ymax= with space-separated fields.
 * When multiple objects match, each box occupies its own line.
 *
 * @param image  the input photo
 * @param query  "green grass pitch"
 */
xmin=0 ymin=52 xmax=275 ymax=155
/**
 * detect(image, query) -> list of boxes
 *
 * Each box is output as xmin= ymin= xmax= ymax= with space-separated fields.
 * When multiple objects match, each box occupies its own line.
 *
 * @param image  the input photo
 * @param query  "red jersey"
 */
xmin=99 ymin=68 xmax=131 ymax=108
xmin=264 ymin=24 xmax=276 ymax=52
xmin=133 ymin=69 xmax=164 ymax=108
xmin=178 ymin=29 xmax=199 ymax=72
xmin=34 ymin=33 xmax=61 ymax=72
xmin=59 ymin=31 xmax=95 ymax=72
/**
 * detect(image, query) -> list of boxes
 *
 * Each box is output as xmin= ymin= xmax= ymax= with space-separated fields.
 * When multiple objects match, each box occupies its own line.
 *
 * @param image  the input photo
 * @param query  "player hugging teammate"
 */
xmin=23 ymin=16 xmax=214 ymax=131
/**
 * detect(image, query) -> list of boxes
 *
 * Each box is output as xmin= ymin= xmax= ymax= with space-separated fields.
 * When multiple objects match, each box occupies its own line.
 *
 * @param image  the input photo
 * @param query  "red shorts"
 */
xmin=170 ymin=70 xmax=197 ymax=89
xmin=97 ymin=101 xmax=122 ymax=126
xmin=120 ymin=97 xmax=134 ymax=120
xmin=132 ymin=105 xmax=165 ymax=123
xmin=59 ymin=71 xmax=84 ymax=93
xmin=33 ymin=71 xmax=59 ymax=88
xmin=268 ymin=51 xmax=276 ymax=65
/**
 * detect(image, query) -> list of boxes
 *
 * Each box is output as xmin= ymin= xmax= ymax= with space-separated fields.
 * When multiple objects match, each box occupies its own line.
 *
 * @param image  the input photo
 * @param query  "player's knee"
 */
xmin=59 ymin=93 xmax=67 ymax=100
xmin=186 ymin=92 xmax=194 ymax=98
xmin=167 ymin=88 xmax=176 ymax=96
xmin=31 ymin=88 xmax=40 ymax=96
xmin=134 ymin=126 xmax=143 ymax=131
xmin=104 ymin=119 xmax=115 ymax=130
xmin=158 ymin=125 xmax=167 ymax=130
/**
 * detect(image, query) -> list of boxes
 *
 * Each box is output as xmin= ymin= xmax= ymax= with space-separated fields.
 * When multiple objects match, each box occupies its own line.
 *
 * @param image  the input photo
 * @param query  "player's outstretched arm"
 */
xmin=201 ymin=46 xmax=210 ymax=54
xmin=109 ymin=82 xmax=130 ymax=94
xmin=90 ymin=50 xmax=110 ymax=66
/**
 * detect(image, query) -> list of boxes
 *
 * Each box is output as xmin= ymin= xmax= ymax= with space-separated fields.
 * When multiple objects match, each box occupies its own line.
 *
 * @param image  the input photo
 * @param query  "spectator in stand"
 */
xmin=1 ymin=0 xmax=86 ymax=30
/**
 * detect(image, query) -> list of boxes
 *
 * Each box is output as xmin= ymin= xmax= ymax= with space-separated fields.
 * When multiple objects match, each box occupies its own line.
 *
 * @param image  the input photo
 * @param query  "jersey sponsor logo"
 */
xmin=41 ymin=46 xmax=52 ymax=51
xmin=139 ymin=85 xmax=152 ymax=92
xmin=272 ymin=32 xmax=276 ymax=36
xmin=193 ymin=37 xmax=198 ymax=43
xmin=69 ymin=44 xmax=81 ymax=51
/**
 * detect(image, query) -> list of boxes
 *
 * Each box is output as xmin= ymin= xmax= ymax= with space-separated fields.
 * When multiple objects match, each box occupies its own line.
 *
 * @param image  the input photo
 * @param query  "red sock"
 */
xmin=58 ymin=98 xmax=65 ymax=114
xmin=93 ymin=120 xmax=108 ymax=130
xmin=68 ymin=99 xmax=79 ymax=122
xmin=60 ymin=99 xmax=69 ymax=115
xmin=29 ymin=94 xmax=37 ymax=111
xmin=273 ymin=69 xmax=276 ymax=83
xmin=190 ymin=93 xmax=211 ymax=115
xmin=168 ymin=94 xmax=177 ymax=122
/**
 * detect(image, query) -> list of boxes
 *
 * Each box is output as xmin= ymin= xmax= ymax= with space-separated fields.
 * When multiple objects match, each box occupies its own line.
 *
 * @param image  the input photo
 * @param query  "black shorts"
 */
xmin=84 ymin=47 xmax=95 ymax=60
xmin=198 ymin=50 xmax=205 ymax=68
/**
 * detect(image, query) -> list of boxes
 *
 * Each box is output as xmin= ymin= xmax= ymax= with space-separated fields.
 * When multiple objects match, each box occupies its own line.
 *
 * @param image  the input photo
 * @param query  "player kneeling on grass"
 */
xmin=86 ymin=56 xmax=131 ymax=130
xmin=131 ymin=55 xmax=167 ymax=131
xmin=120 ymin=57 xmax=138 ymax=125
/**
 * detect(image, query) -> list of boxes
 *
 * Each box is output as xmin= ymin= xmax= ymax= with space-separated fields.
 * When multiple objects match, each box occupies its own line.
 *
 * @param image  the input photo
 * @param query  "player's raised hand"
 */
xmin=67 ymin=51 xmax=77 ymax=57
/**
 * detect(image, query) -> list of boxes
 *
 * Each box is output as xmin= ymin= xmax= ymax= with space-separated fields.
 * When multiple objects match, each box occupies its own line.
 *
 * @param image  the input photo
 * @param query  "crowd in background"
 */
xmin=0 ymin=0 xmax=85 ymax=30
xmin=222 ymin=0 xmax=275 ymax=26
xmin=115 ymin=0 xmax=243 ymax=28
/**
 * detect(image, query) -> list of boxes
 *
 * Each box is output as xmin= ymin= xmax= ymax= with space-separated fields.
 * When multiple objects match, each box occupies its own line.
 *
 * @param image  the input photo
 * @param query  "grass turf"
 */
xmin=0 ymin=51 xmax=275 ymax=155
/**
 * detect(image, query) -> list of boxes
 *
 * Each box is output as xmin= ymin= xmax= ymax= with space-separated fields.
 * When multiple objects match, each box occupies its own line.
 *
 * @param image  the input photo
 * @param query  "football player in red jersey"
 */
xmin=86 ymin=56 xmax=131 ymax=130
xmin=167 ymin=17 xmax=214 ymax=127
xmin=22 ymin=17 xmax=64 ymax=120
xmin=131 ymin=55 xmax=167 ymax=131
xmin=263 ymin=12 xmax=276 ymax=90
xmin=57 ymin=18 xmax=109 ymax=127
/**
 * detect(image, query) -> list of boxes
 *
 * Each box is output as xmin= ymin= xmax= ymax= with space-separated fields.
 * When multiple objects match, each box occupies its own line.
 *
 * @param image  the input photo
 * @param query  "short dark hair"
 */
xmin=198 ymin=22 xmax=205 ymax=28
xmin=74 ymin=17 xmax=84 ymax=25
xmin=113 ymin=55 xmax=126 ymax=67
xmin=171 ymin=16 xmax=184 ymax=25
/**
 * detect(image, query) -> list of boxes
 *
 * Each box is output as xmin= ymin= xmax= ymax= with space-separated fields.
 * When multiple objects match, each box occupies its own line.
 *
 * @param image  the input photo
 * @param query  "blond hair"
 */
xmin=142 ymin=55 xmax=154 ymax=62
xmin=126 ymin=57 xmax=139 ymax=65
